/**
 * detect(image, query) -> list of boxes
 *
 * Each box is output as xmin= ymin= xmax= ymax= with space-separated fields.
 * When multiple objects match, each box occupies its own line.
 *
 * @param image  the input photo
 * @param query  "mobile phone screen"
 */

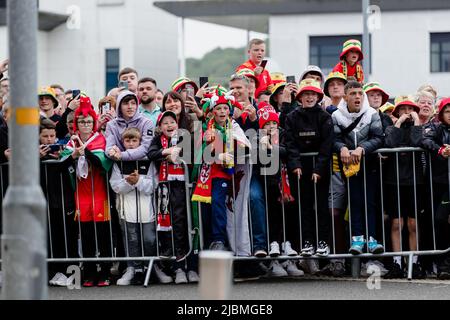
xmin=199 ymin=77 xmax=209 ymax=88
xmin=260 ymin=60 xmax=268 ymax=69
xmin=118 ymin=81 xmax=129 ymax=90
xmin=286 ymin=76 xmax=296 ymax=84
xmin=72 ymin=89 xmax=81 ymax=98
xmin=48 ymin=144 xmax=62 ymax=153
xmin=102 ymin=102 xmax=110 ymax=113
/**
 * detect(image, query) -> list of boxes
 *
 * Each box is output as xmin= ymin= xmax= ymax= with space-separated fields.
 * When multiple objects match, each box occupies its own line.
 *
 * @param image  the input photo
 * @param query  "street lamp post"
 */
xmin=2 ymin=0 xmax=47 ymax=300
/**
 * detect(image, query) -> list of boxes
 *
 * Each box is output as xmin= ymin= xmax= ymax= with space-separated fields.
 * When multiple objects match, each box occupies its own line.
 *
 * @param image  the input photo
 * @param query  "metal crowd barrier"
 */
xmin=1 ymin=147 xmax=450 ymax=283
xmin=0 ymin=158 xmax=195 ymax=287
xmin=226 ymin=148 xmax=450 ymax=281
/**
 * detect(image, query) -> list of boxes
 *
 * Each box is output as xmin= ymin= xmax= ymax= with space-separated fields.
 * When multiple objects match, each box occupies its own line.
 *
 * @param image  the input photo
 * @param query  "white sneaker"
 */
xmin=53 ymin=273 xmax=69 ymax=287
xmin=282 ymin=260 xmax=305 ymax=277
xmin=268 ymin=260 xmax=288 ymax=277
xmin=269 ymin=241 xmax=281 ymax=257
xmin=282 ymin=241 xmax=298 ymax=256
xmin=49 ymin=272 xmax=65 ymax=286
xmin=187 ymin=270 xmax=199 ymax=283
xmin=175 ymin=268 xmax=188 ymax=284
xmin=153 ymin=264 xmax=173 ymax=284
xmin=117 ymin=267 xmax=135 ymax=286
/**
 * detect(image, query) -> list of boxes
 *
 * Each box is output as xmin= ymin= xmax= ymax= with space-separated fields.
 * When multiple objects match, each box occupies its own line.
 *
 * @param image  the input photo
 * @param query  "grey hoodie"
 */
xmin=105 ymin=90 xmax=154 ymax=161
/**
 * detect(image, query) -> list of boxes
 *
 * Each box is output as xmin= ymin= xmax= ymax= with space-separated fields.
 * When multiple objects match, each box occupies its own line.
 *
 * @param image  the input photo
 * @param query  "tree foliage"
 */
xmin=186 ymin=46 xmax=246 ymax=88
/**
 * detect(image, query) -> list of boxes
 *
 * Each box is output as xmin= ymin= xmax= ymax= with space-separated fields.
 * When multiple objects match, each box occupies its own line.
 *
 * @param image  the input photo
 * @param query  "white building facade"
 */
xmin=270 ymin=9 xmax=450 ymax=97
xmin=0 ymin=0 xmax=179 ymax=102
xmin=155 ymin=0 xmax=450 ymax=99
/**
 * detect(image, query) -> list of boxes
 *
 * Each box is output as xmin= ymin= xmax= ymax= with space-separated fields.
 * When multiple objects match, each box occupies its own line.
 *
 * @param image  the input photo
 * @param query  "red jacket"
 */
xmin=332 ymin=61 xmax=364 ymax=83
xmin=237 ymin=60 xmax=272 ymax=98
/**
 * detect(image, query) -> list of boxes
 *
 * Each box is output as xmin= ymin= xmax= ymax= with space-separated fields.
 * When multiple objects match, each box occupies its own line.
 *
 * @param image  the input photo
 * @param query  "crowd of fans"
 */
xmin=1 ymin=37 xmax=450 ymax=288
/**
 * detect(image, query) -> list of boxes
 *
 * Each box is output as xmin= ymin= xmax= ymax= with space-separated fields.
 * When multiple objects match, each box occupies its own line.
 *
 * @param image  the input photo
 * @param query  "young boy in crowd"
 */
xmin=236 ymin=38 xmax=273 ymax=98
xmin=322 ymin=72 xmax=348 ymax=276
xmin=300 ymin=65 xmax=325 ymax=86
xmin=333 ymin=39 xmax=365 ymax=83
xmin=148 ymin=111 xmax=199 ymax=284
xmin=364 ymin=82 xmax=393 ymax=131
xmin=285 ymin=79 xmax=334 ymax=257
xmin=192 ymin=93 xmax=249 ymax=252
xmin=422 ymin=97 xmax=450 ymax=279
xmin=259 ymin=106 xmax=304 ymax=277
xmin=332 ymin=81 xmax=384 ymax=256
xmin=110 ymin=128 xmax=162 ymax=286
xmin=40 ymin=119 xmax=77 ymax=287
xmin=384 ymin=96 xmax=425 ymax=279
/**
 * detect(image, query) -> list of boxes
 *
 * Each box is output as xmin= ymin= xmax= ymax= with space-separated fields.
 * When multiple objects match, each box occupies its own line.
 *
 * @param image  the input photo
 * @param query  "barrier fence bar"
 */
xmin=2 ymin=147 xmax=450 ymax=285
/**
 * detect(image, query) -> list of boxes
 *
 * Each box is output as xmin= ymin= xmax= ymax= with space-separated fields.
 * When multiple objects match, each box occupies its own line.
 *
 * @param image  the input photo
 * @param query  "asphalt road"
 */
xmin=46 ymin=277 xmax=450 ymax=300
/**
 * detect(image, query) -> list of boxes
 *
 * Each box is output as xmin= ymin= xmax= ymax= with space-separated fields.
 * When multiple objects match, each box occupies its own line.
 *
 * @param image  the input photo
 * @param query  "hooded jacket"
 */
xmin=332 ymin=99 xmax=383 ymax=155
xmin=105 ymin=91 xmax=154 ymax=161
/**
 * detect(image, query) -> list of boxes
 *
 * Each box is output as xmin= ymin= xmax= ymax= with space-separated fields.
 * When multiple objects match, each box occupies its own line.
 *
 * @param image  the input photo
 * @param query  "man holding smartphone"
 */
xmin=236 ymin=38 xmax=273 ymax=98
xmin=118 ymin=67 xmax=139 ymax=94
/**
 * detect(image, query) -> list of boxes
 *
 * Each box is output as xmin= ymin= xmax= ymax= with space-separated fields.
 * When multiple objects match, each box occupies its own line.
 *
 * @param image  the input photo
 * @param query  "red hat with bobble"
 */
xmin=73 ymin=96 xmax=98 ymax=132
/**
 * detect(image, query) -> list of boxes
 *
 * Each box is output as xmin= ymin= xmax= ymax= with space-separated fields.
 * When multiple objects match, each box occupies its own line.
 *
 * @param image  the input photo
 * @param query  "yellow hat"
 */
xmin=270 ymin=72 xmax=286 ymax=85
xmin=380 ymin=102 xmax=395 ymax=113
xmin=296 ymin=79 xmax=324 ymax=102
xmin=324 ymin=72 xmax=347 ymax=97
xmin=38 ymin=86 xmax=58 ymax=107
xmin=236 ymin=68 xmax=259 ymax=88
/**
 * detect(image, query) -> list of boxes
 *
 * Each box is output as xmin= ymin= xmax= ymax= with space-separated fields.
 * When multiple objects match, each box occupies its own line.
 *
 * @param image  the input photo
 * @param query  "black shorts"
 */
xmin=385 ymin=184 xmax=423 ymax=219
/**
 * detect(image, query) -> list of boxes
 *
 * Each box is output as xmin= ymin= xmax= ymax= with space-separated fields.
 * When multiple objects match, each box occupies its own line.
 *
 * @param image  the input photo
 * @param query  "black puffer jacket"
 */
xmin=384 ymin=121 xmax=424 ymax=185
xmin=379 ymin=111 xmax=394 ymax=134
xmin=285 ymin=104 xmax=334 ymax=178
xmin=422 ymin=122 xmax=450 ymax=185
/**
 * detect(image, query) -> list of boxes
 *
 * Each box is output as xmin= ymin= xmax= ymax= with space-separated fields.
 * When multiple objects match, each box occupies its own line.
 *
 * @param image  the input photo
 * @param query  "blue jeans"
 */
xmin=348 ymin=166 xmax=377 ymax=238
xmin=250 ymin=175 xmax=268 ymax=251
xmin=121 ymin=220 xmax=156 ymax=270
xmin=201 ymin=178 xmax=229 ymax=247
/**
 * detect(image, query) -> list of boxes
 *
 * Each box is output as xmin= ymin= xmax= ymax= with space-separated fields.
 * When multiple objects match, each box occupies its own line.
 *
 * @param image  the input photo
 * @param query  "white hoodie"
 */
xmin=110 ymin=162 xmax=158 ymax=223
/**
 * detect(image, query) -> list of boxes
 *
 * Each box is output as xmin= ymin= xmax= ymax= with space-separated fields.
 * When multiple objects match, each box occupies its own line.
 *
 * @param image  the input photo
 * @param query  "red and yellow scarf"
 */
xmin=157 ymin=134 xmax=185 ymax=232
xmin=191 ymin=118 xmax=233 ymax=204
xmin=342 ymin=60 xmax=364 ymax=83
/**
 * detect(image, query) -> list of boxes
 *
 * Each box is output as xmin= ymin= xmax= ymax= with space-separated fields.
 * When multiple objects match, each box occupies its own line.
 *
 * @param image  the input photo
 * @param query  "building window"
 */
xmin=431 ymin=33 xmax=450 ymax=73
xmin=309 ymin=35 xmax=371 ymax=76
xmin=106 ymin=49 xmax=120 ymax=94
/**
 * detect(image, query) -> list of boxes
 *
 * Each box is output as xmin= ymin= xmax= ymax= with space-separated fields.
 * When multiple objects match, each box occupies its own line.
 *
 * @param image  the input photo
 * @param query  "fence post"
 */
xmin=2 ymin=0 xmax=47 ymax=300
xmin=351 ymin=258 xmax=360 ymax=279
xmin=199 ymin=251 xmax=233 ymax=300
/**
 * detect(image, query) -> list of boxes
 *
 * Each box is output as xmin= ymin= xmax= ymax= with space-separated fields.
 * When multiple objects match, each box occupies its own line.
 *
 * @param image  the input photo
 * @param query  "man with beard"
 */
xmin=138 ymin=77 xmax=161 ymax=126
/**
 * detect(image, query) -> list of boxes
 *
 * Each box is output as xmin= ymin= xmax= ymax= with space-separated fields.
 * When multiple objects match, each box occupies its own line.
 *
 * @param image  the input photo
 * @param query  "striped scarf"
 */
xmin=342 ymin=60 xmax=364 ymax=83
xmin=192 ymin=118 xmax=234 ymax=204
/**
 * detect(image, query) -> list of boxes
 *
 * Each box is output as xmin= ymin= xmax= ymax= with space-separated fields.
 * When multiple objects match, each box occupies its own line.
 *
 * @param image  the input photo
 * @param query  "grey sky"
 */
xmin=185 ymin=19 xmax=267 ymax=59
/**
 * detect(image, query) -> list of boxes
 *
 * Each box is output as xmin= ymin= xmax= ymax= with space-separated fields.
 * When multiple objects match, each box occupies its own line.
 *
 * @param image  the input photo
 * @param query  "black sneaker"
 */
xmin=438 ymin=270 xmax=450 ymax=280
xmin=301 ymin=241 xmax=315 ymax=257
xmin=384 ymin=262 xmax=405 ymax=279
xmin=316 ymin=241 xmax=330 ymax=257
xmin=131 ymin=271 xmax=145 ymax=286
xmin=412 ymin=263 xmax=426 ymax=279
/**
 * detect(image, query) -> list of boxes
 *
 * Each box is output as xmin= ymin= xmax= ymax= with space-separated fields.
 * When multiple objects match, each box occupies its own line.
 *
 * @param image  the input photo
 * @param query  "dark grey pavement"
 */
xmin=47 ymin=277 xmax=450 ymax=300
